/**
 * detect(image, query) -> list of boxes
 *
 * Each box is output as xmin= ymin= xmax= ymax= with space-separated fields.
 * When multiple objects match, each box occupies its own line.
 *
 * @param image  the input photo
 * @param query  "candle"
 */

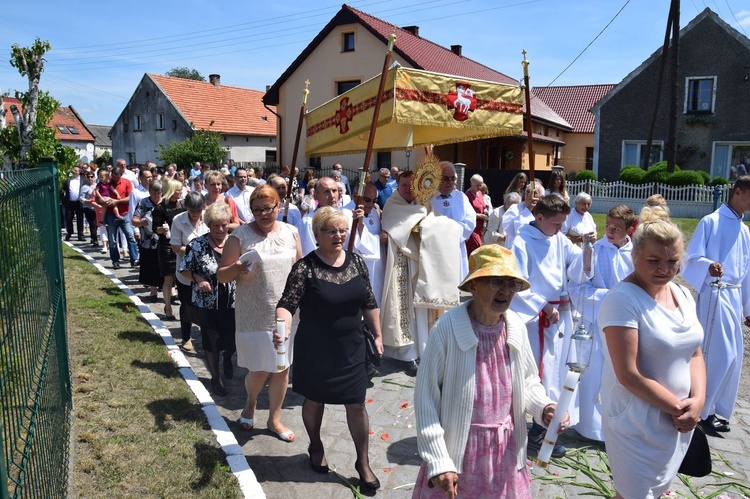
xmin=276 ymin=319 xmax=287 ymax=372
xmin=536 ymin=369 xmax=580 ymax=467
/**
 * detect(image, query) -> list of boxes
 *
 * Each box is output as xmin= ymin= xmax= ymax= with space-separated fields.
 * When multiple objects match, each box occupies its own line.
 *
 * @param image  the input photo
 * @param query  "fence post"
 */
xmin=713 ymin=185 xmax=721 ymax=211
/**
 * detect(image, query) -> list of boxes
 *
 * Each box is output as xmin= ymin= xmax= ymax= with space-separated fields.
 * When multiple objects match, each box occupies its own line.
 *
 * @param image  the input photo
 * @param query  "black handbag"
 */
xmin=363 ymin=324 xmax=381 ymax=367
xmin=678 ymin=425 xmax=712 ymax=477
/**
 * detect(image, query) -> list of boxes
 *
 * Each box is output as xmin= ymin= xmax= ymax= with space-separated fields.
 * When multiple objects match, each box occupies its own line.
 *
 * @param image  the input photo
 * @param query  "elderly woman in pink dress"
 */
xmin=413 ymin=245 xmax=569 ymax=498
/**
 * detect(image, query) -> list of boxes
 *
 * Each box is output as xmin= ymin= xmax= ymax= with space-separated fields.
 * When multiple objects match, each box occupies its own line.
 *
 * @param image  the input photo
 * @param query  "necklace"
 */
xmin=209 ymin=236 xmax=225 ymax=249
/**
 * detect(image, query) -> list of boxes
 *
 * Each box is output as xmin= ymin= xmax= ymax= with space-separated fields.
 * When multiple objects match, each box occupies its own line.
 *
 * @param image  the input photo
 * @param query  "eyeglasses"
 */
xmin=320 ymin=228 xmax=348 ymax=236
xmin=251 ymin=203 xmax=277 ymax=216
xmin=442 ymin=175 xmax=457 ymax=182
xmin=86 ymin=175 xmax=95 ymax=178
xmin=488 ymin=277 xmax=525 ymax=292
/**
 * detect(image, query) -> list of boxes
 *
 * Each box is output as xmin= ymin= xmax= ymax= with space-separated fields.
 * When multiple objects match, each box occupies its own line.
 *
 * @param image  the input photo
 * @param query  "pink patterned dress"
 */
xmin=413 ymin=318 xmax=531 ymax=498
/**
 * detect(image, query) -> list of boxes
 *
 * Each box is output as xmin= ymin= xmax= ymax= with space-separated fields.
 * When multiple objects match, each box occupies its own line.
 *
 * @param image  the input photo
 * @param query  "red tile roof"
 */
xmin=149 ymin=74 xmax=276 ymax=136
xmin=2 ymin=97 xmax=95 ymax=142
xmin=347 ymin=5 xmax=518 ymax=85
xmin=531 ymin=84 xmax=615 ymax=133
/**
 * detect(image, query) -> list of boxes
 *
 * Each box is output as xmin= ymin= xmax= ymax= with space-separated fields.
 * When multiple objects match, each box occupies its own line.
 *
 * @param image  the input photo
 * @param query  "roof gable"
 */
xmin=148 ymin=74 xmax=277 ymax=136
xmin=263 ymin=3 xmax=517 ymax=106
xmin=592 ymin=8 xmax=750 ymax=113
xmin=87 ymin=124 xmax=113 ymax=147
xmin=2 ymin=97 xmax=95 ymax=142
xmin=532 ymin=84 xmax=615 ymax=133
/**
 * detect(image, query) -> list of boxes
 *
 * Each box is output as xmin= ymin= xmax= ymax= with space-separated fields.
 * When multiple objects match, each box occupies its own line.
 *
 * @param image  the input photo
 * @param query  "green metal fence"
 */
xmin=0 ymin=158 xmax=72 ymax=498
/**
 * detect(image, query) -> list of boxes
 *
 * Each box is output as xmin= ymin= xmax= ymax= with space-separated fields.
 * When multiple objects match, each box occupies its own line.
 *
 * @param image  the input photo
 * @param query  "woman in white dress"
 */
xmin=598 ymin=219 xmax=705 ymax=498
xmin=563 ymin=192 xmax=597 ymax=246
xmin=218 ymin=185 xmax=302 ymax=442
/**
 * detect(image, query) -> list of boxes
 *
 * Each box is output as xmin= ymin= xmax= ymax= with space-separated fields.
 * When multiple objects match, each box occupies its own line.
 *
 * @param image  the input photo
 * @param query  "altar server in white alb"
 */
xmin=502 ymin=180 xmax=544 ymax=249
xmin=269 ymin=176 xmax=302 ymax=228
xmin=429 ymin=161 xmax=476 ymax=281
xmin=568 ymin=204 xmax=635 ymax=442
xmin=683 ymin=175 xmax=750 ymax=433
xmin=352 ymin=183 xmax=386 ymax=307
xmin=511 ymin=194 xmax=593 ymax=457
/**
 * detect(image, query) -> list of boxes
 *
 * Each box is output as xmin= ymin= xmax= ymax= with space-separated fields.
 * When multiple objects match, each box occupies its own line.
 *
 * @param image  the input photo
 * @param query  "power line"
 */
xmin=724 ymin=0 xmax=749 ymax=36
xmin=541 ymin=0 xmax=632 ymax=89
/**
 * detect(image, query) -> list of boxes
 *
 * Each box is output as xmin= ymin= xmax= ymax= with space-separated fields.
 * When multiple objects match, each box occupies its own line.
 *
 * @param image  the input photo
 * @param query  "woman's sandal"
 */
xmin=238 ymin=417 xmax=254 ymax=431
xmin=268 ymin=427 xmax=295 ymax=442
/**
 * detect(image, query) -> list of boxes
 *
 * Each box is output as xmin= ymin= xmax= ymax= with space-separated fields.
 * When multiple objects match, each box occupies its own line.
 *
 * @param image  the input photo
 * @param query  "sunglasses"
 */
xmin=488 ymin=277 xmax=525 ymax=292
xmin=362 ymin=196 xmax=376 ymax=203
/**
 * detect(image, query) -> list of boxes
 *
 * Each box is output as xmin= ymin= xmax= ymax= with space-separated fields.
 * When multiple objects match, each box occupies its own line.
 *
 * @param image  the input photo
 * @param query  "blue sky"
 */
xmin=1 ymin=0 xmax=747 ymax=126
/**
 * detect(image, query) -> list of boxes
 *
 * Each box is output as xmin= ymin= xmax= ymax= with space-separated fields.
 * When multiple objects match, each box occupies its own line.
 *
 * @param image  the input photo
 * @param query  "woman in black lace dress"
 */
xmin=276 ymin=206 xmax=384 ymax=491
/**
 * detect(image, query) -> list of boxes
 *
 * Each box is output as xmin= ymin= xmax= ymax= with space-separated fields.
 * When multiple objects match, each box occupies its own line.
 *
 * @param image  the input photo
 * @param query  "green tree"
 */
xmin=165 ymin=67 xmax=205 ymax=81
xmin=157 ymin=128 xmax=226 ymax=170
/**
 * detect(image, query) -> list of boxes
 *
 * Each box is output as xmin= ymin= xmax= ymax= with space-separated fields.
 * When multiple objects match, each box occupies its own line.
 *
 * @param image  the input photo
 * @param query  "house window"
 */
xmin=585 ymin=147 xmax=594 ymax=170
xmin=309 ymin=157 xmax=322 ymax=168
xmin=68 ymin=126 xmax=79 ymax=134
xmin=622 ymin=140 xmax=663 ymax=168
xmin=124 ymin=121 xmax=129 ymax=132
xmin=172 ymin=120 xmax=177 ymax=131
xmin=156 ymin=113 xmax=164 ymax=130
xmin=57 ymin=125 xmax=70 ymax=134
xmin=342 ymin=32 xmax=355 ymax=52
xmin=685 ymin=76 xmax=716 ymax=114
xmin=134 ymin=115 xmax=142 ymax=131
xmin=377 ymin=151 xmax=392 ymax=170
xmin=265 ymin=150 xmax=276 ymax=164
xmin=712 ymin=142 xmax=750 ymax=180
xmin=337 ymin=80 xmax=361 ymax=95
xmin=127 ymin=152 xmax=136 ymax=165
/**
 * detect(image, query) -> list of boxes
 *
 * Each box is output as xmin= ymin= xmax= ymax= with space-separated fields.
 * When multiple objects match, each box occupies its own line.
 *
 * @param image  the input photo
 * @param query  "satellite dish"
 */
xmin=86 ymin=143 xmax=94 ymax=153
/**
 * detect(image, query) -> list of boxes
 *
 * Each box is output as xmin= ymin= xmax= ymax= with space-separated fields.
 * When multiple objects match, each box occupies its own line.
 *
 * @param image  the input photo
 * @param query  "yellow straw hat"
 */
xmin=458 ymin=244 xmax=531 ymax=292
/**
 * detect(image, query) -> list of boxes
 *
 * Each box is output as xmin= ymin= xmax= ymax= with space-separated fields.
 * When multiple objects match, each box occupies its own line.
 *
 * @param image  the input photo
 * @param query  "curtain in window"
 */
xmin=623 ymin=143 xmax=638 ymax=166
xmin=714 ymin=144 xmax=730 ymax=178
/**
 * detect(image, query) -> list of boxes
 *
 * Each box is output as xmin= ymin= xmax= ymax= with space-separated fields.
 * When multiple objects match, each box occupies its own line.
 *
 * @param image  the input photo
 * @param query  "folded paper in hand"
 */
xmin=239 ymin=249 xmax=262 ymax=265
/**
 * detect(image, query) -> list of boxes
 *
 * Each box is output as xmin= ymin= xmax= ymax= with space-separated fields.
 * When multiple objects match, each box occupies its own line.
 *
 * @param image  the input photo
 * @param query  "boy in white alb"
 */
xmin=511 ymin=194 xmax=593 ymax=457
xmin=568 ymin=204 xmax=635 ymax=442
xmin=683 ymin=176 xmax=750 ymax=433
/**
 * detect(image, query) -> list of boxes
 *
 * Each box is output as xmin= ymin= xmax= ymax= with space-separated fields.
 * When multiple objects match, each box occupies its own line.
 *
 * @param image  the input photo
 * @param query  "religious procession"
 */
xmin=41 ymin=12 xmax=750 ymax=497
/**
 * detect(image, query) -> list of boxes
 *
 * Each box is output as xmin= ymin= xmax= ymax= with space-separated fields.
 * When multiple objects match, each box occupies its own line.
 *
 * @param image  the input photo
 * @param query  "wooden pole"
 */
xmin=665 ymin=0 xmax=680 ymax=173
xmin=522 ymin=50 xmax=535 ymax=183
xmin=283 ymin=80 xmax=310 ymax=223
xmin=348 ymin=31 xmax=396 ymax=251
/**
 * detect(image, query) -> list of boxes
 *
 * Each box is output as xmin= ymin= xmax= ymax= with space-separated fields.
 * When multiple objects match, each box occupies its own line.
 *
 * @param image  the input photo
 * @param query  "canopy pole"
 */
xmin=522 ymin=50 xmax=535 ymax=183
xmin=349 ymin=30 xmax=396 ymax=249
xmin=284 ymin=79 xmax=310 ymax=223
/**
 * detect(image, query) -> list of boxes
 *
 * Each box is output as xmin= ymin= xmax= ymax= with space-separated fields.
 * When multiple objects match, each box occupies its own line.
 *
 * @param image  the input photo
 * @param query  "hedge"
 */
xmin=571 ymin=169 xmax=597 ymax=181
xmin=665 ymin=170 xmax=705 ymax=186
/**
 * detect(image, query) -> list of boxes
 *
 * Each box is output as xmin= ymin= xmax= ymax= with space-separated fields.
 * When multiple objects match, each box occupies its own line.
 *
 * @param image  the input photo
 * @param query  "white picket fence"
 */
xmin=566 ymin=180 xmax=731 ymax=219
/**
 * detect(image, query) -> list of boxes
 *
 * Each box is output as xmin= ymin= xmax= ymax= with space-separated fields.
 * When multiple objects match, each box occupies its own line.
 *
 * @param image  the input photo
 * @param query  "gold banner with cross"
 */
xmin=305 ymin=66 xmax=524 ymax=157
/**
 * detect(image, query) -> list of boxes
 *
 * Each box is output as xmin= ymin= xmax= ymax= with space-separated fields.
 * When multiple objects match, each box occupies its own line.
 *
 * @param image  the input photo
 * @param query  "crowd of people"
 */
xmin=62 ymin=159 xmax=750 ymax=497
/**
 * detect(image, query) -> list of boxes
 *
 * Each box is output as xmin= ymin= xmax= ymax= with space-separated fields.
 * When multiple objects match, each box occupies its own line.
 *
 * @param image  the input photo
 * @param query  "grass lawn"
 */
xmin=65 ymin=247 xmax=240 ymax=498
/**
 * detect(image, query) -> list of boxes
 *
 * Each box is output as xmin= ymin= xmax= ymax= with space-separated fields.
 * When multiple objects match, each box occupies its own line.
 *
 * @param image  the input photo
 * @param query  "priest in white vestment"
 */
xmin=428 ymin=162 xmax=476 ymax=281
xmin=511 ymin=194 xmax=592 ymax=457
xmin=298 ymin=177 xmax=352 ymax=255
xmin=569 ymin=204 xmax=635 ymax=441
xmin=683 ymin=177 xmax=750 ymax=433
xmin=483 ymin=191 xmax=521 ymax=246
xmin=380 ymin=172 xmax=462 ymax=374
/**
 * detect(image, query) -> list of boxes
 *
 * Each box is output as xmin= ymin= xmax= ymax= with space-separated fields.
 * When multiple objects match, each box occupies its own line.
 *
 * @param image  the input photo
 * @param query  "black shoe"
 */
xmin=112 ymin=262 xmax=121 ymax=270
xmin=131 ymin=259 xmax=139 ymax=268
xmin=308 ymin=445 xmax=329 ymax=474
xmin=700 ymin=414 xmax=730 ymax=433
xmin=65 ymin=235 xmax=71 ymax=242
xmin=223 ymin=353 xmax=234 ymax=379
xmin=355 ymin=462 xmax=380 ymax=490
xmin=404 ymin=359 xmax=419 ymax=377
xmin=527 ymin=430 xmax=567 ymax=458
xmin=91 ymin=242 xmax=99 ymax=247
xmin=149 ymin=294 xmax=158 ymax=303
xmin=78 ymin=237 xmax=85 ymax=241
xmin=211 ymin=378 xmax=228 ymax=397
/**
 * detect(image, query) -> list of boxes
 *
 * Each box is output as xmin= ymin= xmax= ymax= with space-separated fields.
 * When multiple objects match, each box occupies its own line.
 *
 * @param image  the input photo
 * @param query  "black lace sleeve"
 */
xmin=276 ymin=255 xmax=311 ymax=314
xmin=351 ymin=253 xmax=378 ymax=310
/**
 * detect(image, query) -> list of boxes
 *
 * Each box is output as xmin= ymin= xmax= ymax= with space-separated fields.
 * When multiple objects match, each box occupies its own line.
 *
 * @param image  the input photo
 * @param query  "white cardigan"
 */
xmin=414 ymin=302 xmax=551 ymax=478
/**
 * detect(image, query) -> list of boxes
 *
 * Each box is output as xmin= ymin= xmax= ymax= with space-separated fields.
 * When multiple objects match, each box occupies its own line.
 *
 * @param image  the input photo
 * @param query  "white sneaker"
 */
xmin=101 ymin=246 xmax=108 ymax=254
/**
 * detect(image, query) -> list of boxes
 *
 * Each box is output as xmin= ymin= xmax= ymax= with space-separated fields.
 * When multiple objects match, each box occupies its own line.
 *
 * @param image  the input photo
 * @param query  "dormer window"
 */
xmin=685 ymin=76 xmax=716 ymax=114
xmin=342 ymin=32 xmax=355 ymax=52
xmin=57 ymin=125 xmax=70 ymax=134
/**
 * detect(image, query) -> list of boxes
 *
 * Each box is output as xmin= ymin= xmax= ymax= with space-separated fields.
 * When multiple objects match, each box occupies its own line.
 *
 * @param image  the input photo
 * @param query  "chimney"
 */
xmin=209 ymin=74 xmax=221 ymax=88
xmin=450 ymin=45 xmax=462 ymax=56
xmin=266 ymin=85 xmax=272 ymax=93
xmin=403 ymin=25 xmax=419 ymax=36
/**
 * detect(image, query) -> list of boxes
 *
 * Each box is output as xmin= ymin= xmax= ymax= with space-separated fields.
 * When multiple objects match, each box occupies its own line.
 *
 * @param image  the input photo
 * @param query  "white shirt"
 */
xmin=354 ymin=209 xmax=384 ymax=307
xmin=129 ymin=184 xmax=149 ymax=222
xmin=225 ymin=185 xmax=255 ymax=222
xmin=276 ymin=203 xmax=302 ymax=228
xmin=69 ymin=177 xmax=81 ymax=202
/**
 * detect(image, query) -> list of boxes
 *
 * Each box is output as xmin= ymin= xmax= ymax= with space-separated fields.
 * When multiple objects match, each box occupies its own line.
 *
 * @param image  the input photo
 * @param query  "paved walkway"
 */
xmin=68 ymin=238 xmax=750 ymax=498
